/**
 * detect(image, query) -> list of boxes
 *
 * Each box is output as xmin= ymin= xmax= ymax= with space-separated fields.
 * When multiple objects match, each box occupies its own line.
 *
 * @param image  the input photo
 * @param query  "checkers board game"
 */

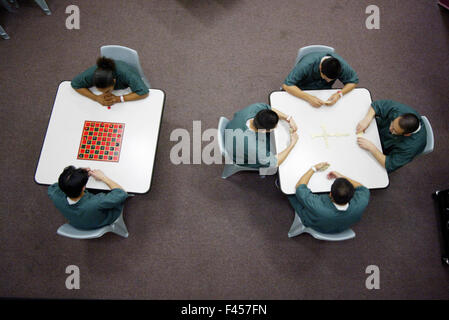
xmin=77 ymin=121 xmax=125 ymax=162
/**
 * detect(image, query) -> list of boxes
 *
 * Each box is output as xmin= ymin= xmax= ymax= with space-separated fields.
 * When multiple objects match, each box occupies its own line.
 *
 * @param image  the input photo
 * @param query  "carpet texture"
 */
xmin=0 ymin=0 xmax=448 ymax=299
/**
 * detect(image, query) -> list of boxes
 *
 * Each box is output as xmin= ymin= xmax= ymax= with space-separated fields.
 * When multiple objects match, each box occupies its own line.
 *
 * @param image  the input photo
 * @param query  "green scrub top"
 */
xmin=48 ymin=183 xmax=128 ymax=230
xmin=283 ymin=52 xmax=359 ymax=90
xmin=71 ymin=60 xmax=149 ymax=95
xmin=225 ymin=103 xmax=277 ymax=168
xmin=371 ymin=100 xmax=427 ymax=173
xmin=288 ymin=184 xmax=370 ymax=234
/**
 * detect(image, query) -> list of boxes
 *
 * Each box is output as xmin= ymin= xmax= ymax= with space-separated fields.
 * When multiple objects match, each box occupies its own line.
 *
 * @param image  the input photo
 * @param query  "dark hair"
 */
xmin=331 ymin=178 xmax=355 ymax=205
xmin=253 ymin=109 xmax=279 ymax=130
xmin=321 ymin=57 xmax=341 ymax=80
xmin=58 ymin=166 xmax=89 ymax=198
xmin=93 ymin=57 xmax=116 ymax=88
xmin=398 ymin=113 xmax=419 ymax=134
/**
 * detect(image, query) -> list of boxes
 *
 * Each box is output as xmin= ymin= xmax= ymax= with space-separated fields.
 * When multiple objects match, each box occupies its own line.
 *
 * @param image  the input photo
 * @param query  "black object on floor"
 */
xmin=433 ymin=189 xmax=449 ymax=266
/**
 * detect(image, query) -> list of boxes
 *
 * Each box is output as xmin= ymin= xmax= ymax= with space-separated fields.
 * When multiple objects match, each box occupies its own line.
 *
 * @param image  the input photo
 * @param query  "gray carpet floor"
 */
xmin=0 ymin=0 xmax=448 ymax=299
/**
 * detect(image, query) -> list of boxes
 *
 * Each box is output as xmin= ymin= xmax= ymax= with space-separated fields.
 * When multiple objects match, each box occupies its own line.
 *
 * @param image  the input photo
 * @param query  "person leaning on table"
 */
xmin=287 ymin=163 xmax=370 ymax=234
xmin=71 ymin=57 xmax=149 ymax=107
xmin=48 ymin=166 xmax=128 ymax=230
xmin=281 ymin=51 xmax=359 ymax=108
xmin=356 ymin=100 xmax=427 ymax=173
xmin=224 ymin=103 xmax=299 ymax=169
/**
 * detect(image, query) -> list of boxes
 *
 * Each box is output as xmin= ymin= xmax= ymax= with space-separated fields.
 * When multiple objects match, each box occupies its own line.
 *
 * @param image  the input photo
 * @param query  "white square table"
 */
xmin=35 ymin=81 xmax=165 ymax=194
xmin=270 ymin=88 xmax=389 ymax=194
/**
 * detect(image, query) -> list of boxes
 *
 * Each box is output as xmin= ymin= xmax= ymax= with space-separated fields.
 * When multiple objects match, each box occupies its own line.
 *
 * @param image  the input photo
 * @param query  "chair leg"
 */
xmin=288 ymin=213 xmax=305 ymax=238
xmin=0 ymin=25 xmax=10 ymax=40
xmin=111 ymin=214 xmax=129 ymax=238
xmin=0 ymin=0 xmax=17 ymax=12
xmin=34 ymin=0 xmax=51 ymax=15
xmin=221 ymin=164 xmax=245 ymax=179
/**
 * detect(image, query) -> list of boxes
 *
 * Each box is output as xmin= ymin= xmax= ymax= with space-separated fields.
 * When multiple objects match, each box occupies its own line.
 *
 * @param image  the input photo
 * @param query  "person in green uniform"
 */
xmin=225 ymin=103 xmax=298 ymax=168
xmin=288 ymin=162 xmax=370 ymax=235
xmin=282 ymin=52 xmax=359 ymax=108
xmin=71 ymin=57 xmax=149 ymax=107
xmin=48 ymin=166 xmax=128 ymax=230
xmin=356 ymin=100 xmax=427 ymax=173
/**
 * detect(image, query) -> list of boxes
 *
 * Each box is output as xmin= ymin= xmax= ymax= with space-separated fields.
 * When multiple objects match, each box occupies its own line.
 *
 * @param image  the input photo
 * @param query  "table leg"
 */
xmin=34 ymin=0 xmax=51 ymax=15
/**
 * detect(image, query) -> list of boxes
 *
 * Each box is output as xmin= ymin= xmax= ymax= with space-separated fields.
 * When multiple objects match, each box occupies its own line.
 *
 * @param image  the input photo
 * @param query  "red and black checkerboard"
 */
xmin=77 ymin=121 xmax=125 ymax=162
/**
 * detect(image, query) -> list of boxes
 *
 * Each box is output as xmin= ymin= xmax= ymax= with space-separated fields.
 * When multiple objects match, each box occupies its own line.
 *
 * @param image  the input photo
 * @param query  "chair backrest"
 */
xmin=218 ymin=117 xmax=230 ymax=157
xmin=295 ymin=45 xmax=335 ymax=66
xmin=420 ymin=116 xmax=434 ymax=155
xmin=100 ymin=45 xmax=150 ymax=88
xmin=306 ymin=227 xmax=355 ymax=241
xmin=57 ymin=223 xmax=110 ymax=239
xmin=56 ymin=211 xmax=128 ymax=239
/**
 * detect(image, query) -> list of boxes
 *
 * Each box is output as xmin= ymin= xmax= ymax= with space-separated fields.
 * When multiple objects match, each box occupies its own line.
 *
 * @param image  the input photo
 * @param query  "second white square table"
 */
xmin=270 ymin=88 xmax=389 ymax=194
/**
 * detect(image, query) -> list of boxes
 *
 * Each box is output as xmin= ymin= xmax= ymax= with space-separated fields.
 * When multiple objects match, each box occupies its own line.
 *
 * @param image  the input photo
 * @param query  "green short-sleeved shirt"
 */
xmin=371 ymin=100 xmax=427 ymax=173
xmin=48 ymin=183 xmax=128 ymax=230
xmin=283 ymin=52 xmax=359 ymax=90
xmin=288 ymin=184 xmax=370 ymax=234
xmin=224 ymin=103 xmax=277 ymax=168
xmin=71 ymin=60 xmax=149 ymax=95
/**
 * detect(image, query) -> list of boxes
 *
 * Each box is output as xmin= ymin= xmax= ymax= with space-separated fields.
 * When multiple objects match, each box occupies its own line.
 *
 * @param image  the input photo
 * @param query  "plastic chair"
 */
xmin=0 ymin=0 xmax=18 ymax=12
xmin=57 ymin=211 xmax=129 ymax=239
xmin=420 ymin=116 xmax=434 ymax=155
xmin=34 ymin=0 xmax=51 ymax=15
xmin=100 ymin=45 xmax=151 ymax=89
xmin=217 ymin=117 xmax=277 ymax=178
xmin=280 ymin=44 xmax=335 ymax=89
xmin=288 ymin=212 xmax=355 ymax=241
xmin=2 ymin=0 xmax=51 ymax=14
xmin=0 ymin=0 xmax=50 ymax=40
xmin=0 ymin=25 xmax=9 ymax=40
xmin=294 ymin=45 xmax=335 ymax=66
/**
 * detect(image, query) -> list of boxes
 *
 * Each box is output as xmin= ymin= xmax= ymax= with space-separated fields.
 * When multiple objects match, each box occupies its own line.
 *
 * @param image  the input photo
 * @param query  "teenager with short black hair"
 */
xmin=48 ymin=166 xmax=128 ymax=230
xmin=282 ymin=52 xmax=359 ymax=108
xmin=287 ymin=163 xmax=370 ymax=234
xmin=356 ymin=100 xmax=427 ymax=173
xmin=71 ymin=57 xmax=149 ymax=107
xmin=225 ymin=103 xmax=299 ymax=168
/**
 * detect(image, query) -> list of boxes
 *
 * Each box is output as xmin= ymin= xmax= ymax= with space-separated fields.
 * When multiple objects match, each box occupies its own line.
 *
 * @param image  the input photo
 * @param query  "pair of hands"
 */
xmin=355 ymin=118 xmax=377 ymax=152
xmin=286 ymin=117 xmax=299 ymax=145
xmin=308 ymin=92 xmax=341 ymax=108
xmin=311 ymin=162 xmax=343 ymax=180
xmin=95 ymin=93 xmax=120 ymax=106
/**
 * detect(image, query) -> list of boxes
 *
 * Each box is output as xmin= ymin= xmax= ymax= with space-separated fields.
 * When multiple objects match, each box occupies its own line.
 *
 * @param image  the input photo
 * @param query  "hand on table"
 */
xmin=94 ymin=94 xmax=110 ymax=106
xmin=290 ymin=131 xmax=299 ymax=145
xmin=324 ymin=92 xmax=341 ymax=106
xmin=307 ymin=95 xmax=326 ymax=108
xmin=357 ymin=137 xmax=376 ymax=152
xmin=327 ymin=171 xmax=343 ymax=180
xmin=103 ymin=93 xmax=120 ymax=106
xmin=356 ymin=118 xmax=371 ymax=134
xmin=313 ymin=162 xmax=330 ymax=172
xmin=288 ymin=118 xmax=298 ymax=132
xmin=95 ymin=93 xmax=119 ymax=106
